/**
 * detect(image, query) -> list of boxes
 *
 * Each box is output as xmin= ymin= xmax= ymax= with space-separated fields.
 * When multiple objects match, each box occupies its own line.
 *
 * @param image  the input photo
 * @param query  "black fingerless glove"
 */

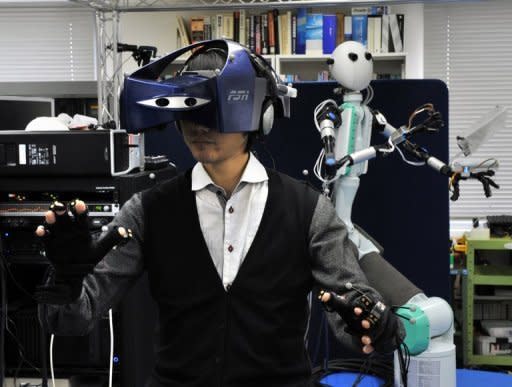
xmin=320 ymin=287 xmax=405 ymax=354
xmin=35 ymin=200 xmax=131 ymax=305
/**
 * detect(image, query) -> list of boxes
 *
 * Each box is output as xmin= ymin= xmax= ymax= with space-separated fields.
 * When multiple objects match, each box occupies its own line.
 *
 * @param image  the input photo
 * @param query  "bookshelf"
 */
xmin=275 ymin=52 xmax=406 ymax=82
xmin=166 ymin=5 xmax=408 ymax=82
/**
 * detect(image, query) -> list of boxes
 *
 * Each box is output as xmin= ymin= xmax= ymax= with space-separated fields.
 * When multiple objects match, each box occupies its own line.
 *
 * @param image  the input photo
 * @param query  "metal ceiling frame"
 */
xmin=70 ymin=0 xmax=467 ymax=125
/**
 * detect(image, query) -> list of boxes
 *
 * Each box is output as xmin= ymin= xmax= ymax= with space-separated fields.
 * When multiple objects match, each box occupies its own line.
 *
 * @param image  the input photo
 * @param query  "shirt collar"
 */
xmin=191 ymin=152 xmax=268 ymax=192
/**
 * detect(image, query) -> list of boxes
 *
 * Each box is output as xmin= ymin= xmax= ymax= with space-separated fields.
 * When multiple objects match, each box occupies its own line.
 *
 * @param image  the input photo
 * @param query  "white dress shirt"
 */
xmin=191 ymin=153 xmax=269 ymax=289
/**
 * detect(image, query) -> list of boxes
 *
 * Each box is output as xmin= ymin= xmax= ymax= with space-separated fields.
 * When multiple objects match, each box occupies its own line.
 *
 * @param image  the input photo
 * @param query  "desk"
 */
xmin=319 ymin=369 xmax=512 ymax=386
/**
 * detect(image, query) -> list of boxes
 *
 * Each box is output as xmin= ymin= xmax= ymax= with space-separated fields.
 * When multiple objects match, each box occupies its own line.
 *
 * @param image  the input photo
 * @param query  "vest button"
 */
xmin=215 ymin=356 xmax=221 ymax=364
xmin=226 ymin=284 xmax=231 ymax=291
xmin=227 ymin=245 xmax=234 ymax=253
xmin=228 ymin=206 xmax=234 ymax=213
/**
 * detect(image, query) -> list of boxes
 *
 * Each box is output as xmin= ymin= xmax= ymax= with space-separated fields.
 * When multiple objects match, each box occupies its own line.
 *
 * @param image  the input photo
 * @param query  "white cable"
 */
xmin=108 ymin=308 xmax=114 ymax=387
xmin=313 ymin=99 xmax=343 ymax=187
xmin=378 ymin=137 xmax=396 ymax=154
xmin=50 ymin=334 xmax=55 ymax=387
xmin=396 ymin=144 xmax=426 ymax=166
xmin=313 ymin=99 xmax=338 ymax=133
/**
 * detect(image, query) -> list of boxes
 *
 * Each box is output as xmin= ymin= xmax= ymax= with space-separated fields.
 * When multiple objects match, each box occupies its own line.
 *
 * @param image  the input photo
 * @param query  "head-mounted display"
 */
xmin=121 ymin=39 xmax=296 ymax=134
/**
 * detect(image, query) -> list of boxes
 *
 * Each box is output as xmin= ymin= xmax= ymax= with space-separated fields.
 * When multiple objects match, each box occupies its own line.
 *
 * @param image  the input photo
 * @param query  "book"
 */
xmin=370 ymin=6 xmax=391 ymax=15
xmin=381 ymin=14 xmax=389 ymax=52
xmin=272 ymin=9 xmax=280 ymax=54
xmin=352 ymin=7 xmax=371 ymax=15
xmin=267 ymin=10 xmax=275 ymax=54
xmin=367 ymin=14 xmax=375 ymax=53
xmin=389 ymin=13 xmax=403 ymax=52
xmin=233 ymin=11 xmax=240 ymax=42
xmin=248 ymin=14 xmax=255 ymax=52
xmin=278 ymin=13 xmax=289 ymax=55
xmin=291 ymin=13 xmax=297 ymax=54
xmin=190 ymin=16 xmax=205 ymax=44
xmin=223 ymin=13 xmax=234 ymax=40
xmin=285 ymin=10 xmax=292 ymax=55
xmin=245 ymin=16 xmax=250 ymax=49
xmin=351 ymin=15 xmax=368 ymax=47
xmin=370 ymin=15 xmax=382 ymax=53
xmin=239 ymin=9 xmax=246 ymax=46
xmin=335 ymin=12 xmax=345 ymax=47
xmin=263 ymin=13 xmax=270 ymax=54
xmin=255 ymin=14 xmax=261 ymax=54
xmin=203 ymin=16 xmax=212 ymax=40
xmin=352 ymin=6 xmax=390 ymax=15
xmin=215 ymin=14 xmax=224 ymax=39
xmin=322 ymin=14 xmax=337 ymax=54
xmin=305 ymin=13 xmax=323 ymax=55
xmin=176 ymin=15 xmax=190 ymax=47
xmin=296 ymin=7 xmax=308 ymax=55
xmin=397 ymin=13 xmax=405 ymax=49
xmin=344 ymin=15 xmax=352 ymax=41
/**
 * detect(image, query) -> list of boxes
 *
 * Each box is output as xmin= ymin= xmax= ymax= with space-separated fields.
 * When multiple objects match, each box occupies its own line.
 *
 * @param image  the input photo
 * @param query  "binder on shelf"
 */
xmin=335 ymin=12 xmax=345 ymax=46
xmin=381 ymin=14 xmax=389 ymax=52
xmin=368 ymin=15 xmax=382 ymax=53
xmin=344 ymin=15 xmax=352 ymax=41
xmin=305 ymin=13 xmax=323 ymax=55
xmin=372 ymin=15 xmax=382 ymax=53
xmin=351 ymin=14 xmax=368 ymax=47
xmin=296 ymin=7 xmax=308 ymax=55
xmin=322 ymin=14 xmax=337 ymax=54
xmin=389 ymin=13 xmax=404 ymax=52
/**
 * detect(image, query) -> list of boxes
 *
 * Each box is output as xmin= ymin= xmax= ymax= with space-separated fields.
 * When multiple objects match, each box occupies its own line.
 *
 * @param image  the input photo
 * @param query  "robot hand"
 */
xmin=449 ymin=169 xmax=499 ymax=201
xmin=34 ymin=199 xmax=132 ymax=304
xmin=319 ymin=284 xmax=404 ymax=354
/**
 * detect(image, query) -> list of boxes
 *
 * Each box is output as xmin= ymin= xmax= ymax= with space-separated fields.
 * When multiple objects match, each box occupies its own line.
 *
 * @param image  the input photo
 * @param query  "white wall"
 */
xmin=119 ymin=10 xmax=217 ymax=75
xmin=393 ymin=3 xmax=424 ymax=79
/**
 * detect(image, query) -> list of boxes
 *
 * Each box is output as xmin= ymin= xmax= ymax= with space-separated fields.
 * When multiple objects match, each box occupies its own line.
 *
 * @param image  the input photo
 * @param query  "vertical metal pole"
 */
xmin=94 ymin=4 xmax=121 ymax=128
xmin=95 ymin=10 xmax=106 ymax=124
xmin=112 ymin=10 xmax=121 ymax=129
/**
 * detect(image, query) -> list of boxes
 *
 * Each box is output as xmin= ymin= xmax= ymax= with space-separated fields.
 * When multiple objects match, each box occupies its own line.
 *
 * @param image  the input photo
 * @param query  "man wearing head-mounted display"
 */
xmin=37 ymin=39 xmax=403 ymax=387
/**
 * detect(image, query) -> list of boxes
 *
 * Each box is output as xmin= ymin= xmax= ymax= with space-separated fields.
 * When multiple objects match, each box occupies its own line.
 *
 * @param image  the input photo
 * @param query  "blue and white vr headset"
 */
xmin=121 ymin=39 xmax=297 ymax=134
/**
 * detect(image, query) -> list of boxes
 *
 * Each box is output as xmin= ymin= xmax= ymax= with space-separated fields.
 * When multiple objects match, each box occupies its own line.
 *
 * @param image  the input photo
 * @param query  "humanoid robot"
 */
xmin=311 ymin=40 xmax=493 ymax=387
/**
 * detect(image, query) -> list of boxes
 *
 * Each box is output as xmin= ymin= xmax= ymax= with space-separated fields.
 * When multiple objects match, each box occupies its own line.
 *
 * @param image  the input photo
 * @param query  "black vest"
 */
xmin=142 ymin=168 xmax=319 ymax=387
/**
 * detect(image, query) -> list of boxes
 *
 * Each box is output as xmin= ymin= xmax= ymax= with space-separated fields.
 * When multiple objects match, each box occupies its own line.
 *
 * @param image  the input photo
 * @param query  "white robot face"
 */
xmin=329 ymin=41 xmax=373 ymax=92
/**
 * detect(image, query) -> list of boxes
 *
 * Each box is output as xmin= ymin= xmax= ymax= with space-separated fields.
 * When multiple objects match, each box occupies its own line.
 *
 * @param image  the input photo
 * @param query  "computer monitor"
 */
xmin=0 ymin=96 xmax=55 ymax=131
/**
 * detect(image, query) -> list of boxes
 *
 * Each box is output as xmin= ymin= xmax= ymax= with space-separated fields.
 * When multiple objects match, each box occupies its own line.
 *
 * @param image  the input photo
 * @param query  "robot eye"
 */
xmin=137 ymin=96 xmax=210 ymax=109
xmin=348 ymin=53 xmax=358 ymax=62
xmin=365 ymin=52 xmax=372 ymax=61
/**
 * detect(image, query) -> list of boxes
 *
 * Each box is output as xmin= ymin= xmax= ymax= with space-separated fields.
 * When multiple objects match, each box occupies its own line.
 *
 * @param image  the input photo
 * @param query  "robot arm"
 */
xmin=315 ymin=101 xmax=499 ymax=201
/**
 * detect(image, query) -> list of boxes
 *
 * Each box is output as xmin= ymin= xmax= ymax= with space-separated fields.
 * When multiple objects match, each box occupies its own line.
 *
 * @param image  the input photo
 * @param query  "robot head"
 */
xmin=329 ymin=41 xmax=373 ymax=92
xmin=121 ymin=39 xmax=295 ymax=135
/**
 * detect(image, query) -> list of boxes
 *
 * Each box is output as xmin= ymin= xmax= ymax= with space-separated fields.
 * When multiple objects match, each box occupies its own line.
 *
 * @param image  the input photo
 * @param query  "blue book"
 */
xmin=305 ymin=13 xmax=323 ymax=55
xmin=296 ymin=7 xmax=307 ymax=54
xmin=322 ymin=14 xmax=337 ymax=54
xmin=351 ymin=15 xmax=368 ymax=47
